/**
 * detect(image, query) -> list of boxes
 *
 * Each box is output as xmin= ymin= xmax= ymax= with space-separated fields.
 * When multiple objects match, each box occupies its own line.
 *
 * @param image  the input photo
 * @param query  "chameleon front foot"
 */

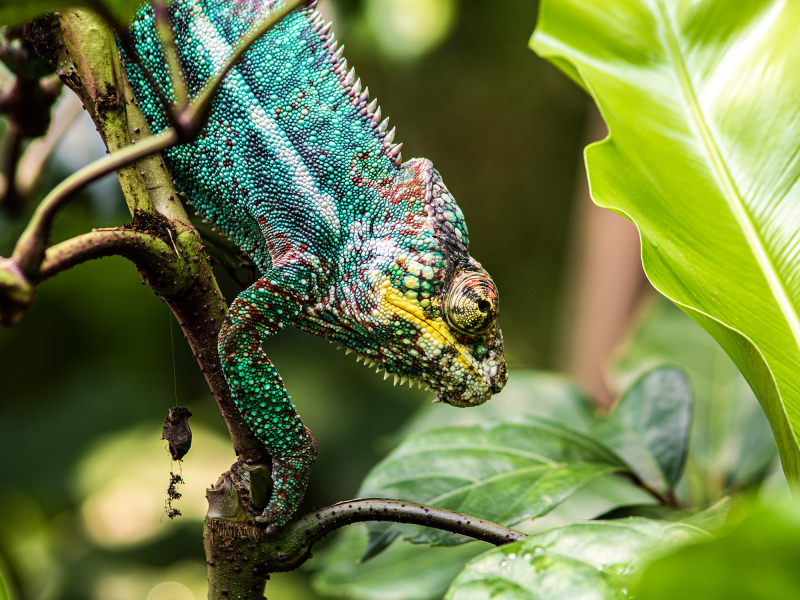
xmin=255 ymin=432 xmax=317 ymax=534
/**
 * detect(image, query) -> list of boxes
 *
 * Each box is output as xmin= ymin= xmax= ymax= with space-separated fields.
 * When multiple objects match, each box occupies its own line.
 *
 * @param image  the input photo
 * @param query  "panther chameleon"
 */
xmin=125 ymin=0 xmax=507 ymax=533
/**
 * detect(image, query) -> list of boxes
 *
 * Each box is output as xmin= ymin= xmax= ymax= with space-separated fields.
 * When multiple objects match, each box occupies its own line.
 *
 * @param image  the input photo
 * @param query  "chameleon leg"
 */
xmin=219 ymin=273 xmax=317 ymax=533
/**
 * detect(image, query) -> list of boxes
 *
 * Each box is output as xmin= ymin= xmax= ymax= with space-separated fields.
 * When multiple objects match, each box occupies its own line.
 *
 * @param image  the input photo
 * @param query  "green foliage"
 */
xmin=316 ymin=295 xmax=782 ymax=598
xmin=532 ymin=0 xmax=800 ymax=481
xmin=445 ymin=519 xmax=708 ymax=600
xmin=593 ymin=367 xmax=690 ymax=494
xmin=636 ymin=505 xmax=800 ymax=600
xmin=0 ymin=555 xmax=12 ymax=600
xmin=359 ymin=418 xmax=629 ymax=558
xmin=313 ymin=526 xmax=488 ymax=600
xmin=615 ymin=297 xmax=779 ymax=505
xmin=0 ymin=0 xmax=141 ymax=26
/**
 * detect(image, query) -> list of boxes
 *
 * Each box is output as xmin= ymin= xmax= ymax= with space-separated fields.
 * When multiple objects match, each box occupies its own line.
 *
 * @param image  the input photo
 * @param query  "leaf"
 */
xmin=398 ymin=370 xmax=598 ymax=440
xmin=0 ymin=553 xmax=13 ymax=600
xmin=635 ymin=504 xmax=800 ymax=600
xmin=312 ymin=525 xmax=489 ymax=600
xmin=679 ymin=497 xmax=731 ymax=534
xmin=313 ymin=476 xmax=656 ymax=600
xmin=531 ymin=0 xmax=800 ymax=481
xmin=594 ymin=366 xmax=691 ymax=493
xmin=445 ymin=519 xmax=707 ymax=600
xmin=614 ymin=296 xmax=778 ymax=505
xmin=0 ymin=1 xmax=142 ymax=26
xmin=358 ymin=418 xmax=630 ymax=558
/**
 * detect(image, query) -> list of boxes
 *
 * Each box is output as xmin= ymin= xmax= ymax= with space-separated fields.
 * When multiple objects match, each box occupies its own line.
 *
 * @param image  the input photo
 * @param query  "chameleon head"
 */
xmin=345 ymin=159 xmax=507 ymax=407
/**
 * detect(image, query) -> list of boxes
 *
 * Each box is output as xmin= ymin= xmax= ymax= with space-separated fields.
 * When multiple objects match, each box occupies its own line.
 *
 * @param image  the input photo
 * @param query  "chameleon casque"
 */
xmin=126 ymin=0 xmax=507 ymax=532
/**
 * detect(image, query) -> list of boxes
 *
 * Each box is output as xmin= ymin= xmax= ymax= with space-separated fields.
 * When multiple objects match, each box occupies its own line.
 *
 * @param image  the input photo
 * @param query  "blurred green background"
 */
xmin=0 ymin=0 xmax=596 ymax=597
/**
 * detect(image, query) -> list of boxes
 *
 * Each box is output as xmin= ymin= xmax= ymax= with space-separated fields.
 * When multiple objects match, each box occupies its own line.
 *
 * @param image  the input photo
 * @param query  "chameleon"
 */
xmin=125 ymin=0 xmax=507 ymax=532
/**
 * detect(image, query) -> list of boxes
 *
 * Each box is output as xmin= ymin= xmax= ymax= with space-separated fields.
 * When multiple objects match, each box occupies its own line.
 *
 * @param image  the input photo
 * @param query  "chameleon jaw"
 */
xmin=334 ymin=344 xmax=436 ymax=391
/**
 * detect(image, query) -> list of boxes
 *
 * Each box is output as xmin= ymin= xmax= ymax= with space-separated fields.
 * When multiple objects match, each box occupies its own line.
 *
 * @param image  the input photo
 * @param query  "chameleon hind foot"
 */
xmin=255 ymin=429 xmax=317 ymax=534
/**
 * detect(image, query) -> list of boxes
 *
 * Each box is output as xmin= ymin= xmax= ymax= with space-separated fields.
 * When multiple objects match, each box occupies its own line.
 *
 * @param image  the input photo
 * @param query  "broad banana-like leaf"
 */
xmin=531 ymin=0 xmax=800 ymax=482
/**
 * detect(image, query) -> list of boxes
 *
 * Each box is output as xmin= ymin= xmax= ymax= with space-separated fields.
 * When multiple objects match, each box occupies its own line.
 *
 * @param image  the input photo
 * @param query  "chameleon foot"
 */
xmin=255 ymin=432 xmax=317 ymax=534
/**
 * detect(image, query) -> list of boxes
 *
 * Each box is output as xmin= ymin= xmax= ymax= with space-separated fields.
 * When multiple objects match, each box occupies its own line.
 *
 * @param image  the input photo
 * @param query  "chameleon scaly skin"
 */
xmin=126 ymin=0 xmax=507 ymax=532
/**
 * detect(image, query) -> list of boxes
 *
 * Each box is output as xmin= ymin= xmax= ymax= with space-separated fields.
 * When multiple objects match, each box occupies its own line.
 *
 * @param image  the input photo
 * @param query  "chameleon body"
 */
xmin=126 ymin=0 xmax=507 ymax=532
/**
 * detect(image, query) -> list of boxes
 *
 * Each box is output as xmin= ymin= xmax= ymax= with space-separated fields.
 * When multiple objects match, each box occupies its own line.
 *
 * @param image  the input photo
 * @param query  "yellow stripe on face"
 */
xmin=378 ymin=277 xmax=482 ymax=379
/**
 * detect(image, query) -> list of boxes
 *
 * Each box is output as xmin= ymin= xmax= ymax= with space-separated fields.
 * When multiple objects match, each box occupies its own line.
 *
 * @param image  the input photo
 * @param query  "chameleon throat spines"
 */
xmin=126 ymin=0 xmax=507 ymax=532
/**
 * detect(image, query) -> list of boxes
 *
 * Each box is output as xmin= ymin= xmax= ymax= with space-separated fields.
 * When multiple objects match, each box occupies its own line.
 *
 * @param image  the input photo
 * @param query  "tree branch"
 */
xmin=7 ymin=0 xmax=309 ymax=278
xmin=10 ymin=129 xmax=179 ymax=275
xmin=38 ymin=227 xmax=177 ymax=282
xmin=204 ymin=471 xmax=528 ymax=599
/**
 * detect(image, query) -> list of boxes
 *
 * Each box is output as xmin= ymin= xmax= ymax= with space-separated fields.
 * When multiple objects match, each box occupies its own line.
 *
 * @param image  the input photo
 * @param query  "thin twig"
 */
xmin=38 ymin=228 xmax=177 ymax=282
xmin=11 ymin=129 xmax=179 ymax=275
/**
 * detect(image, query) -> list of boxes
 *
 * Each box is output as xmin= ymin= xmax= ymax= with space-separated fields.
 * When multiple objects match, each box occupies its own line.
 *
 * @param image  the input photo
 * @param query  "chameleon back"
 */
xmin=127 ymin=0 xmax=428 ymax=276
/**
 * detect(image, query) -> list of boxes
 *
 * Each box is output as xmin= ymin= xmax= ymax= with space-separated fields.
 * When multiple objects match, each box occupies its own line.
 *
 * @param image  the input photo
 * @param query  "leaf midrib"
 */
xmin=654 ymin=0 xmax=800 ymax=348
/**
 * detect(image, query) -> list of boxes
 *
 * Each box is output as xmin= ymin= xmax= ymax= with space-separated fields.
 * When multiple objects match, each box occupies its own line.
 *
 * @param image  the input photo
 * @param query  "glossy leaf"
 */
xmin=0 ymin=0 xmax=141 ymax=26
xmin=0 ymin=554 xmax=12 ymax=600
xmin=312 ymin=525 xmax=488 ymax=600
xmin=446 ymin=519 xmax=707 ymax=600
xmin=399 ymin=370 xmax=598 ymax=438
xmin=532 ymin=0 xmax=800 ymax=481
xmin=594 ymin=366 xmax=691 ymax=493
xmin=358 ymin=418 xmax=630 ymax=558
xmin=614 ymin=296 xmax=779 ymax=505
xmin=314 ymin=476 xmax=656 ymax=600
xmin=636 ymin=505 xmax=800 ymax=600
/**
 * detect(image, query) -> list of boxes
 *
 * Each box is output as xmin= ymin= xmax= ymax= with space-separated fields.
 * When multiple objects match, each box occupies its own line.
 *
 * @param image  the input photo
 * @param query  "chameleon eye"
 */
xmin=444 ymin=272 xmax=499 ymax=336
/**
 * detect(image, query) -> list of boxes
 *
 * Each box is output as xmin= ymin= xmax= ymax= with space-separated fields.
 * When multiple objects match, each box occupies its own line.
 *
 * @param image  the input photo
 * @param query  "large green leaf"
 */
xmin=445 ymin=519 xmax=707 ymax=600
xmin=635 ymin=505 xmax=800 ymax=600
xmin=531 ymin=0 xmax=800 ymax=482
xmin=594 ymin=366 xmax=691 ymax=494
xmin=358 ymin=418 xmax=630 ymax=558
xmin=0 ymin=553 xmax=13 ymax=600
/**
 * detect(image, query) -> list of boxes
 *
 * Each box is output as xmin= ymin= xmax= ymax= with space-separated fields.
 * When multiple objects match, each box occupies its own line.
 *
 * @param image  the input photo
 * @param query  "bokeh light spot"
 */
xmin=365 ymin=0 xmax=457 ymax=59
xmin=147 ymin=581 xmax=194 ymax=600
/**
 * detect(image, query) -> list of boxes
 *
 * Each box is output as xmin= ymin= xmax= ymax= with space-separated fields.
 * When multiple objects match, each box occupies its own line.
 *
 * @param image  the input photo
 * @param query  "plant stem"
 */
xmin=38 ymin=228 xmax=177 ymax=282
xmin=10 ymin=129 xmax=179 ymax=275
xmin=204 ymin=477 xmax=528 ymax=599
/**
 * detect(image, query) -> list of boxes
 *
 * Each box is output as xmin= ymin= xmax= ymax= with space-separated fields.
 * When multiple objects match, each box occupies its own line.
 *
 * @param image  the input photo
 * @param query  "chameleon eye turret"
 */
xmin=444 ymin=272 xmax=499 ymax=336
xmin=125 ymin=0 xmax=506 ymax=533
